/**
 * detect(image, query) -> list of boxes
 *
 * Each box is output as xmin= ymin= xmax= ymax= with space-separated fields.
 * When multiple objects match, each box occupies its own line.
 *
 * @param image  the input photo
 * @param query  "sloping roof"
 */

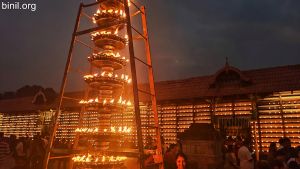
xmin=154 ymin=64 xmax=300 ymax=101
xmin=0 ymin=96 xmax=56 ymax=113
xmin=0 ymin=92 xmax=80 ymax=113
xmin=1 ymin=64 xmax=300 ymax=113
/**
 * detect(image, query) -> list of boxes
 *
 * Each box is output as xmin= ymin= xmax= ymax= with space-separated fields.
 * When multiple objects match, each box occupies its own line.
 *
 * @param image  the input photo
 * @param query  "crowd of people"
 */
xmin=0 ymin=132 xmax=48 ymax=169
xmin=156 ymin=136 xmax=300 ymax=169
xmin=223 ymin=136 xmax=300 ymax=169
xmin=2 ymin=131 xmax=300 ymax=169
xmin=0 ymin=132 xmax=71 ymax=169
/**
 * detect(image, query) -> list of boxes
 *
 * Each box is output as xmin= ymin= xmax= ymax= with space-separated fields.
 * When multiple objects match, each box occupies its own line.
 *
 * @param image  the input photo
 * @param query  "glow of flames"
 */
xmin=114 ymin=28 xmax=119 ymax=35
xmin=75 ymin=126 xmax=131 ymax=134
xmin=75 ymin=127 xmax=99 ymax=133
xmin=109 ymin=126 xmax=131 ymax=133
xmin=84 ymin=72 xmax=132 ymax=84
xmin=72 ymin=154 xmax=127 ymax=163
xmin=93 ymin=9 xmax=125 ymax=18
xmin=79 ymin=96 xmax=132 ymax=107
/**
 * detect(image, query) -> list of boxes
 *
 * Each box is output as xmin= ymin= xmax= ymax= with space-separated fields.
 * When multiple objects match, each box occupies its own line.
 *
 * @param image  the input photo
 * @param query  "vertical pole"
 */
xmin=253 ymin=121 xmax=259 ymax=161
xmin=123 ymin=0 xmax=144 ymax=168
xmin=279 ymin=94 xmax=286 ymax=137
xmin=192 ymin=101 xmax=195 ymax=124
xmin=254 ymin=95 xmax=263 ymax=153
xmin=175 ymin=104 xmax=179 ymax=141
xmin=210 ymin=98 xmax=215 ymax=126
xmin=42 ymin=4 xmax=83 ymax=169
xmin=140 ymin=6 xmax=164 ymax=168
xmin=232 ymin=99 xmax=235 ymax=120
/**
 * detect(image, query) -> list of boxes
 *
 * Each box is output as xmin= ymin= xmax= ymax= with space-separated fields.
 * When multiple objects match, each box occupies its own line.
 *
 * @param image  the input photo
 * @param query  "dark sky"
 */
xmin=1 ymin=0 xmax=300 ymax=92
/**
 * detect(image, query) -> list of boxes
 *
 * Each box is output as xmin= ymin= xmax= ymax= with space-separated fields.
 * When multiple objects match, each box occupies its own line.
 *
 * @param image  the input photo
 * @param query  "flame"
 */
xmin=79 ymin=96 xmax=130 ymax=106
xmin=115 ymin=52 xmax=120 ymax=58
xmin=96 ymin=9 xmax=100 ymax=14
xmin=105 ymin=126 xmax=132 ymax=133
xmin=83 ymin=75 xmax=93 ymax=79
xmin=114 ymin=28 xmax=119 ymax=35
xmin=128 ymin=0 xmax=131 ymax=6
xmin=111 ymin=127 xmax=116 ymax=132
xmin=75 ymin=127 xmax=99 ymax=133
xmin=118 ymin=96 xmax=122 ymax=103
xmin=72 ymin=154 xmax=127 ymax=163
xmin=85 ymin=73 xmax=131 ymax=82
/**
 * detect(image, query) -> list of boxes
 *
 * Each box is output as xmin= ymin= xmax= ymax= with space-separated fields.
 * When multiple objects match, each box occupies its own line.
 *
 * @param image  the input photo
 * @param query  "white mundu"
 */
xmin=238 ymin=146 xmax=254 ymax=169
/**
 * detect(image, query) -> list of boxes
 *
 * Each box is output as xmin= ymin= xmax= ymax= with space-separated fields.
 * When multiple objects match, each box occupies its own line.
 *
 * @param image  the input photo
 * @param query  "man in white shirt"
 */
xmin=238 ymin=140 xmax=254 ymax=169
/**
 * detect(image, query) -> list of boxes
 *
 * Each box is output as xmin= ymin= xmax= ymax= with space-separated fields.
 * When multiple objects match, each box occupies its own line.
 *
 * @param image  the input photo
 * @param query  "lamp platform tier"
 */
xmin=97 ymin=0 xmax=124 ymax=10
xmin=92 ymin=33 xmax=127 ymax=50
xmin=84 ymin=73 xmax=131 ymax=90
xmin=93 ymin=8 xmax=126 ymax=30
xmin=88 ymin=51 xmax=128 ymax=70
xmin=79 ymin=101 xmax=127 ymax=112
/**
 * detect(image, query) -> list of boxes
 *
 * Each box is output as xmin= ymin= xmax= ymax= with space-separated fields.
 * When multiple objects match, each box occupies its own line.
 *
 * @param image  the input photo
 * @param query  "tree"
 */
xmin=2 ymin=91 xmax=16 ymax=99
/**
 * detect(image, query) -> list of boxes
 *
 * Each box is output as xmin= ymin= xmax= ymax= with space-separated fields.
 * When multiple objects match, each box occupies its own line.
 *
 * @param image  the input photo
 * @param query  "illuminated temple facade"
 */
xmin=1 ymin=63 xmax=300 ymax=152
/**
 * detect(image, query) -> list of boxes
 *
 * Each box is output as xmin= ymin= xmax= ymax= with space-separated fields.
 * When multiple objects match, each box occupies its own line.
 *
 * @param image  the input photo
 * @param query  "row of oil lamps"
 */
xmin=75 ymin=126 xmax=132 ymax=134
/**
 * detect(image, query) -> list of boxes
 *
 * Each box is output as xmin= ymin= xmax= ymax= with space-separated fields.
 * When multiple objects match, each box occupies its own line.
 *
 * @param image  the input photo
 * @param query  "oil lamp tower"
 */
xmin=43 ymin=0 xmax=164 ymax=169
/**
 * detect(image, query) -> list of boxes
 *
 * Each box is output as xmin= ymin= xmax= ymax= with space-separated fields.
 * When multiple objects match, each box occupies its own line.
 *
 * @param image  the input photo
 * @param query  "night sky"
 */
xmin=1 ymin=0 xmax=300 ymax=93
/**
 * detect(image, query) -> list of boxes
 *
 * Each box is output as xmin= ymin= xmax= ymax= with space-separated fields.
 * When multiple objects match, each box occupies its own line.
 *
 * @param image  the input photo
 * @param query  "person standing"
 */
xmin=0 ymin=132 xmax=15 ymax=169
xmin=268 ymin=142 xmax=277 ymax=162
xmin=287 ymin=146 xmax=300 ymax=169
xmin=238 ymin=140 xmax=253 ymax=169
xmin=224 ymin=145 xmax=238 ymax=169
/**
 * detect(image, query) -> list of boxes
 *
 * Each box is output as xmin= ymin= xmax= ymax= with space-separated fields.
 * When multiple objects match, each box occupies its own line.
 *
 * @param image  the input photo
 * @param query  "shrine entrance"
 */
xmin=216 ymin=117 xmax=251 ymax=141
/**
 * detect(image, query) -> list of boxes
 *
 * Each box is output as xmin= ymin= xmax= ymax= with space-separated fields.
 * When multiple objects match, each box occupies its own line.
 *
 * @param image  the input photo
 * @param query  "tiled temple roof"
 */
xmin=1 ymin=64 xmax=300 ymax=113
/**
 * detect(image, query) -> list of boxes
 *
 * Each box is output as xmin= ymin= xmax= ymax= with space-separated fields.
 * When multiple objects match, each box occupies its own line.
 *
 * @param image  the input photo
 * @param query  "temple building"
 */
xmin=1 ymin=63 xmax=300 ymax=152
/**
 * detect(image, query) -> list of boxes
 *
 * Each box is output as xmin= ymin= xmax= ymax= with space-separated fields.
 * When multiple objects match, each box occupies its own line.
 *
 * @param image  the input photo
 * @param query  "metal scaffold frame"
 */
xmin=42 ymin=1 xmax=164 ymax=169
